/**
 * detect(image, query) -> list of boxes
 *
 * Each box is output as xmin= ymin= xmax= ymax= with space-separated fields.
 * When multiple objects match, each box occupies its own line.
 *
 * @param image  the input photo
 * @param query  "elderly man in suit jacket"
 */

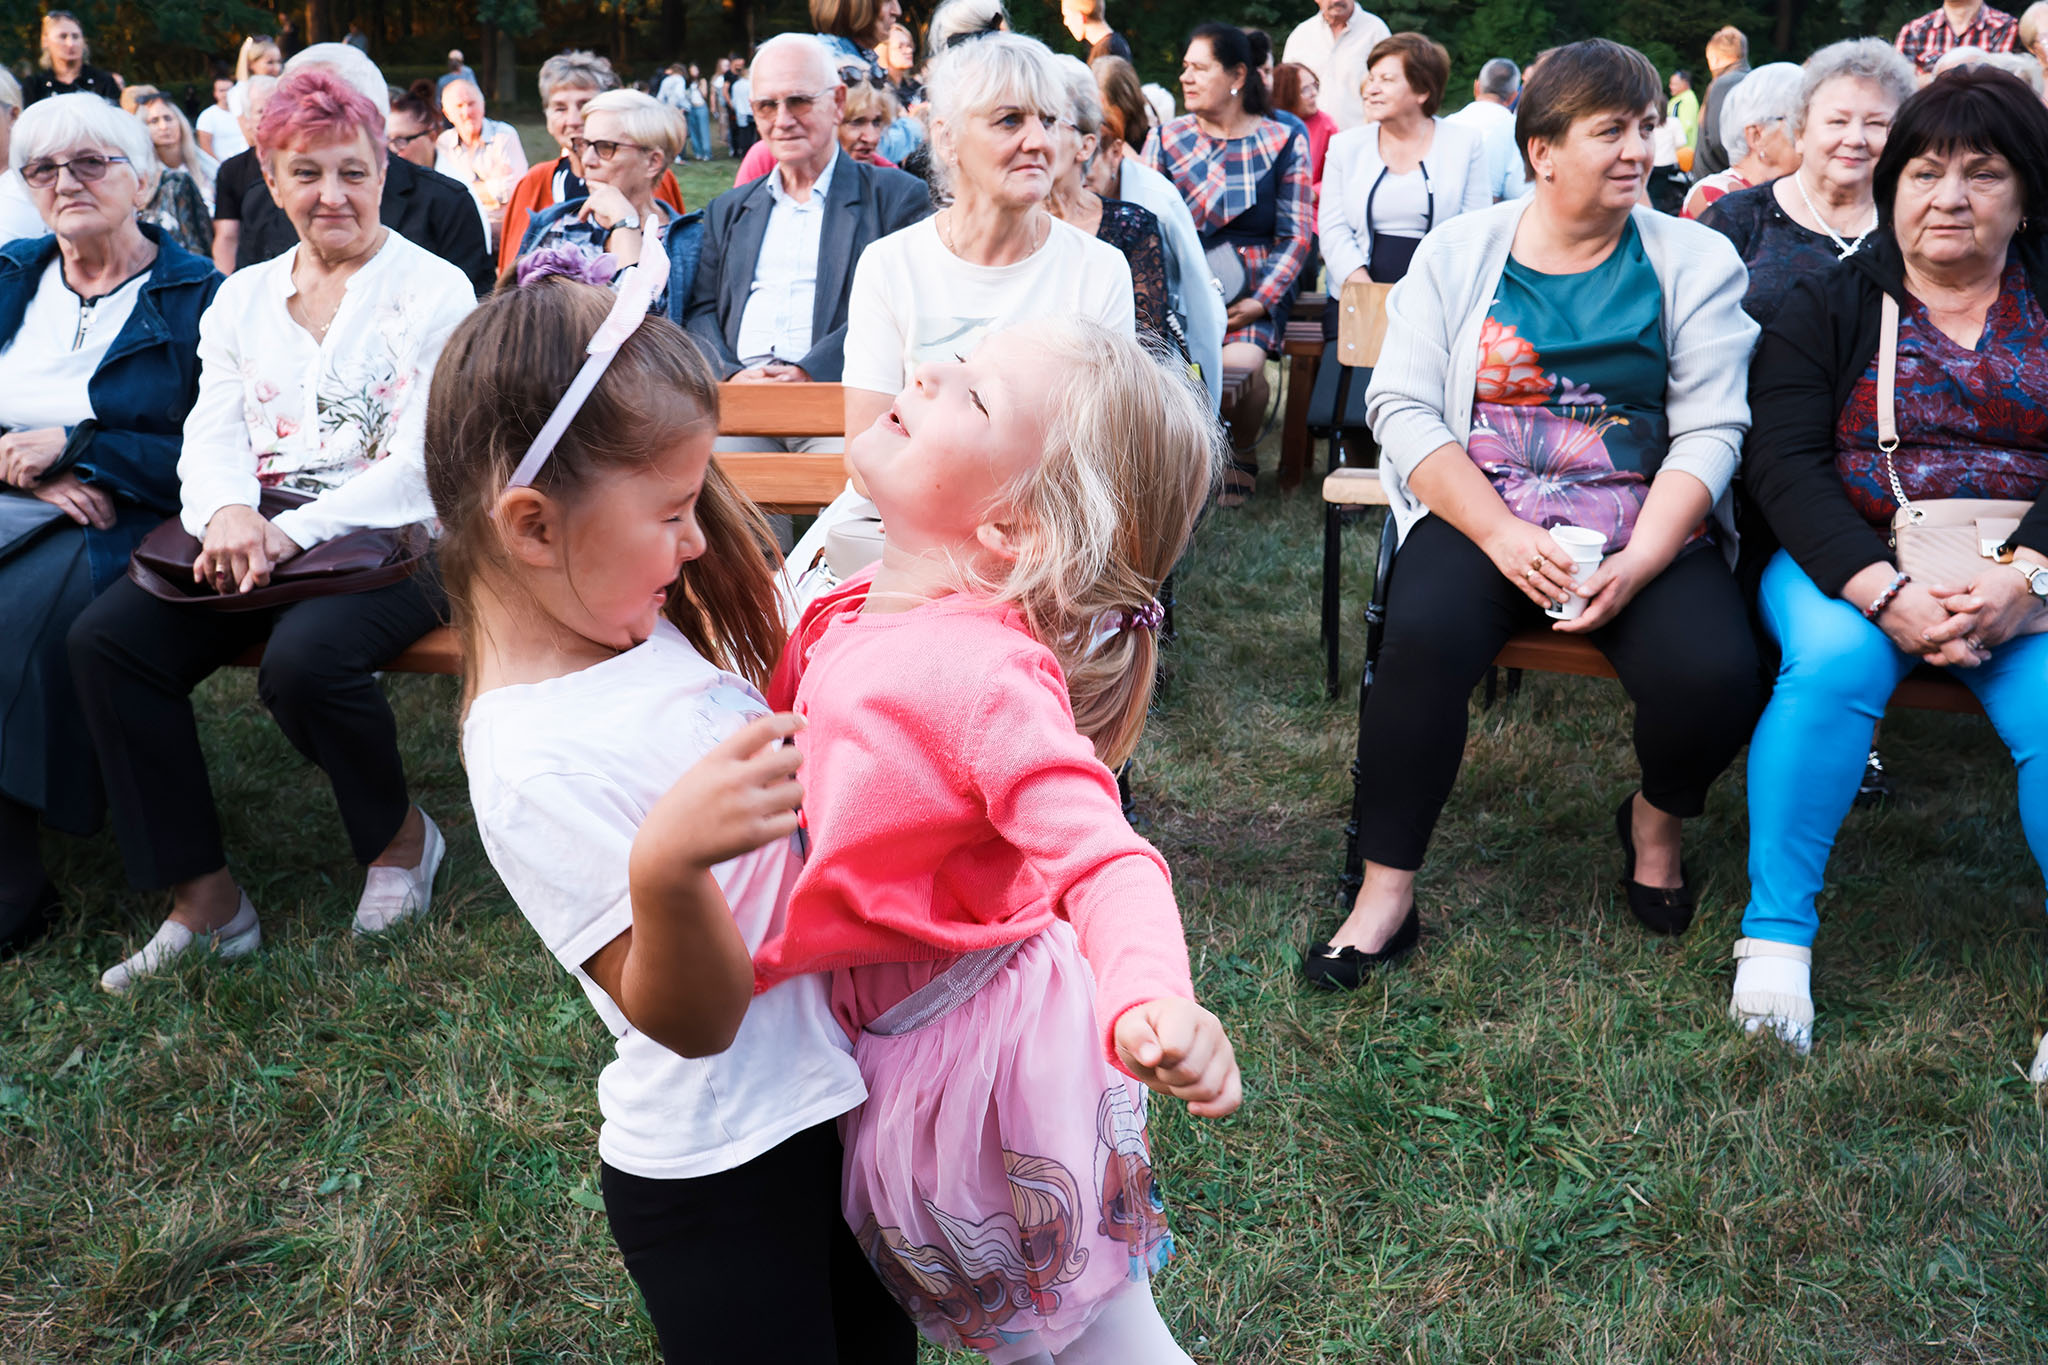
xmin=686 ymin=33 xmax=930 ymax=457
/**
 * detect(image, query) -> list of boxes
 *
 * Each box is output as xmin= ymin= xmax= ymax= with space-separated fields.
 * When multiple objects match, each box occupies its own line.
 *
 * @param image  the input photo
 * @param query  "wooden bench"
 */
xmin=1278 ymin=294 xmax=1327 ymax=491
xmin=233 ymin=381 xmax=853 ymax=676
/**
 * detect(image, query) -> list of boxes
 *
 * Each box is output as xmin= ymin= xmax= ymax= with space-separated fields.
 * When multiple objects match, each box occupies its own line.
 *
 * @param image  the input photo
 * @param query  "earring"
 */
xmin=1544 ymin=169 xmax=1555 ymax=181
xmin=1230 ymin=86 xmax=1239 ymax=96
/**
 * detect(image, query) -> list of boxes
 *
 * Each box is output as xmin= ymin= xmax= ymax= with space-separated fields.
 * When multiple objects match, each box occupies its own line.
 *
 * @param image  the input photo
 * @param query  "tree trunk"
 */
xmin=662 ymin=0 xmax=687 ymax=60
xmin=615 ymin=0 xmax=628 ymax=70
xmin=1775 ymin=0 xmax=1798 ymax=54
xmin=496 ymin=27 xmax=517 ymax=105
xmin=306 ymin=0 xmax=330 ymax=46
xmin=480 ymin=20 xmax=498 ymax=99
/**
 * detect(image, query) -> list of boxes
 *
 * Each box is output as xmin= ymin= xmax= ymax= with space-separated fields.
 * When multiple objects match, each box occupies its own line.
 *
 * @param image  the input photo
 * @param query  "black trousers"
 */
xmin=66 ymin=567 xmax=445 ymax=890
xmin=601 ymin=1120 xmax=916 ymax=1365
xmin=1357 ymin=517 xmax=1763 ymax=870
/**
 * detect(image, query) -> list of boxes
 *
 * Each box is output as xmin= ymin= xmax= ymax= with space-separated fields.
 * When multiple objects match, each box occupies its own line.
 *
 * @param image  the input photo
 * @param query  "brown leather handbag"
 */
xmin=128 ymin=487 xmax=430 ymax=611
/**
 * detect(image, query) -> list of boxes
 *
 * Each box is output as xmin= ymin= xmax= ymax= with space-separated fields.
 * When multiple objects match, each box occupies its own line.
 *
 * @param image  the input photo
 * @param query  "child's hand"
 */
xmin=1114 ymin=997 xmax=1242 ymax=1118
xmin=632 ymin=712 xmax=805 ymax=885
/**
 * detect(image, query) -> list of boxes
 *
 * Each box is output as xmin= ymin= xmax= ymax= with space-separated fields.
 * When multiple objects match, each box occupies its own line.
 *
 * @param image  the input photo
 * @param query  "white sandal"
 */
xmin=2029 ymin=1032 xmax=2048 ymax=1086
xmin=99 ymin=893 xmax=261 ymax=993
xmin=1729 ymin=937 xmax=1814 ymax=1056
xmin=354 ymin=808 xmax=445 ymax=936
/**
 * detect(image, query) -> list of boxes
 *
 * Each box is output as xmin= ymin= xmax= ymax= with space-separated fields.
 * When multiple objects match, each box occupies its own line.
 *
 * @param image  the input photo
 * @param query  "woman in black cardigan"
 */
xmin=1735 ymin=68 xmax=2048 ymax=1077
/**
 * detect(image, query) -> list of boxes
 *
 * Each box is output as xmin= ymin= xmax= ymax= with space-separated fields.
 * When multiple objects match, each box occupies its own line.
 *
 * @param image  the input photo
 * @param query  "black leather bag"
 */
xmin=128 ymin=487 xmax=429 ymax=611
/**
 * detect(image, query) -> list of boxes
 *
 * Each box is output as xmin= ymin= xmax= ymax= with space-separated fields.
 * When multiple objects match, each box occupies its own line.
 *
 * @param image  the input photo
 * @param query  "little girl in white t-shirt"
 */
xmin=424 ymin=261 xmax=913 ymax=1364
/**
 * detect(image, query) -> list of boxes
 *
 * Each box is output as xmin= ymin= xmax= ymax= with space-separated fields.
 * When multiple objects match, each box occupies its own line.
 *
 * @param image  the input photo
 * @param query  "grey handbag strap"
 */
xmin=863 ymin=938 xmax=1025 ymax=1036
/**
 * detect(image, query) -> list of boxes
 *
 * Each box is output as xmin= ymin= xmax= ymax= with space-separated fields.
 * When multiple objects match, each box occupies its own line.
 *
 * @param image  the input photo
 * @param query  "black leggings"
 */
xmin=601 ymin=1120 xmax=916 ymax=1365
xmin=1357 ymin=517 xmax=1763 ymax=870
xmin=66 ymin=568 xmax=445 ymax=890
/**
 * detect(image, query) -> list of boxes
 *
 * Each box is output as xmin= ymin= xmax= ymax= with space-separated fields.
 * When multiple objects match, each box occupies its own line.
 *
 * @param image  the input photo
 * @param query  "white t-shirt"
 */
xmin=462 ymin=620 xmax=866 ymax=1181
xmin=0 ymin=171 xmax=49 ymax=246
xmin=197 ymin=103 xmax=245 ymax=161
xmin=841 ymin=215 xmax=1136 ymax=397
xmin=0 ymin=257 xmax=149 ymax=430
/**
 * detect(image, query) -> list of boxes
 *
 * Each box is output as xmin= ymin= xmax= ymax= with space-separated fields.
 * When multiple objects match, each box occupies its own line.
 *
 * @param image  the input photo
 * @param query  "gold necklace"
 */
xmin=938 ymin=207 xmax=1049 ymax=257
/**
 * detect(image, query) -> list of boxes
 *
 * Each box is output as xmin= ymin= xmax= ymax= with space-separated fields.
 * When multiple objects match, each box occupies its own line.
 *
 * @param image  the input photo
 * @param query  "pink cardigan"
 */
xmin=751 ymin=571 xmax=1195 ymax=1057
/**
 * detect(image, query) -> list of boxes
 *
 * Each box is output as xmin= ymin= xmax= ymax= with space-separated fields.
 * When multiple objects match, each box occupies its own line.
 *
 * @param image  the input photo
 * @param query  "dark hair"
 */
xmin=1092 ymin=54 xmax=1150 ymax=154
xmin=1873 ymin=65 xmax=2048 ymax=230
xmin=1243 ymin=28 xmax=1274 ymax=69
xmin=1515 ymin=38 xmax=1660 ymax=178
xmin=1270 ymin=62 xmax=1316 ymax=121
xmin=424 ymin=282 xmax=787 ymax=701
xmin=391 ymin=88 xmax=438 ymax=129
xmin=1189 ymin=22 xmax=1267 ymax=116
xmin=1671 ymin=68 xmax=1692 ymax=85
xmin=1368 ymin=32 xmax=1451 ymax=117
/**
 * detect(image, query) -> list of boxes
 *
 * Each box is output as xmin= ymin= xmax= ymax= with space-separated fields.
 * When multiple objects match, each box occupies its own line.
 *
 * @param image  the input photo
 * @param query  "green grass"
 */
xmin=5 ymin=409 xmax=2047 ymax=1359
xmin=504 ymin=117 xmax=742 ymax=214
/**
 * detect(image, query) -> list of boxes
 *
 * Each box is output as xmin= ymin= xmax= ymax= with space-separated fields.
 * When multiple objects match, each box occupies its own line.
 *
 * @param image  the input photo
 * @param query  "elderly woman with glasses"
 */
xmin=66 ymin=68 xmax=476 ymax=991
xmin=1700 ymin=39 xmax=1918 ymax=327
xmin=499 ymin=51 xmax=687 ymax=275
xmin=516 ymin=90 xmax=700 ymax=325
xmin=0 ymin=94 xmax=219 ymax=957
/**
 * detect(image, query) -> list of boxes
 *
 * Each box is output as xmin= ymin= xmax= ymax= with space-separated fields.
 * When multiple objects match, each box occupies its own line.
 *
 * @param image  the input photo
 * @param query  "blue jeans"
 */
xmin=686 ymin=106 xmax=710 ymax=160
xmin=1742 ymin=549 xmax=2048 ymax=946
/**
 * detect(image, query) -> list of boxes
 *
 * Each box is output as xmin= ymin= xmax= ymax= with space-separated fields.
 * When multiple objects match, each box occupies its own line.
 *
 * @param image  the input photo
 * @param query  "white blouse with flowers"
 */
xmin=176 ymin=229 xmax=476 ymax=548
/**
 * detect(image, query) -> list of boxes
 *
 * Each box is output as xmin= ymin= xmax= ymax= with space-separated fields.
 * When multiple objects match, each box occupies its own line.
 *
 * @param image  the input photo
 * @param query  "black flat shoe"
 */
xmin=0 ymin=881 xmax=61 ymax=959
xmin=1614 ymin=795 xmax=1694 ymax=936
xmin=1304 ymin=904 xmax=1420 ymax=990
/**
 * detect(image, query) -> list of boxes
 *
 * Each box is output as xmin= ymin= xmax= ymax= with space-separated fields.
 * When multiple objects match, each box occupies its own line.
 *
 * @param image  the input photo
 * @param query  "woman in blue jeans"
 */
xmin=1740 ymin=68 xmax=2048 ymax=1078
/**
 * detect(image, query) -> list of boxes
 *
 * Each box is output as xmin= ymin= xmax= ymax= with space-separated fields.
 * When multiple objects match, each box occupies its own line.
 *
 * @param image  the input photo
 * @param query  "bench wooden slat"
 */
xmin=1492 ymin=629 xmax=1985 ymax=716
xmin=712 ymin=449 xmax=849 ymax=514
xmin=715 ymin=381 xmax=844 ymax=437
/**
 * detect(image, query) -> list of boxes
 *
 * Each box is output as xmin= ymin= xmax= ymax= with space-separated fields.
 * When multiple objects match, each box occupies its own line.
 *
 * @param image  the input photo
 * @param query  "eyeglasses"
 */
xmin=751 ymin=89 xmax=832 ymax=119
xmin=838 ymin=66 xmax=885 ymax=90
xmin=568 ymin=137 xmax=651 ymax=161
xmin=388 ymin=128 xmax=435 ymax=149
xmin=20 ymin=153 xmax=131 ymax=188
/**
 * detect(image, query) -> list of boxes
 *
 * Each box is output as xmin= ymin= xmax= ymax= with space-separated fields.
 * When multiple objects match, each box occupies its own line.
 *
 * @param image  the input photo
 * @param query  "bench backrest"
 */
xmin=713 ymin=381 xmax=848 ymax=514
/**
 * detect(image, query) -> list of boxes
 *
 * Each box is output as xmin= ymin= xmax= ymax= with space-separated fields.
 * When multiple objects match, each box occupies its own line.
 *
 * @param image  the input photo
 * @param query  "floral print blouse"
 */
xmin=176 ymin=230 xmax=478 ymax=549
xmin=1468 ymin=219 xmax=1671 ymax=553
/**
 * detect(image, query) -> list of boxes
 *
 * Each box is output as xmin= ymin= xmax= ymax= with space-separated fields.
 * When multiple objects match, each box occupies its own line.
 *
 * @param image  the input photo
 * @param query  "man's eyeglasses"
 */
xmin=20 ymin=153 xmax=131 ymax=189
xmin=751 ymin=89 xmax=832 ymax=120
xmin=569 ymin=137 xmax=651 ymax=161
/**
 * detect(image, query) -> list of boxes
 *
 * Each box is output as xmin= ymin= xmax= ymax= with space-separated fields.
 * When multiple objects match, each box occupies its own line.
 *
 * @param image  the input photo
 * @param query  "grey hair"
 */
xmin=751 ymin=32 xmax=841 ymax=89
xmin=0 ymin=68 xmax=21 ymax=114
xmin=927 ymin=0 xmax=1011 ymax=58
xmin=1051 ymin=53 xmax=1102 ymax=135
xmin=10 ymin=91 xmax=159 ymax=195
xmin=1720 ymin=61 xmax=1801 ymax=162
xmin=1934 ymin=44 xmax=2046 ymax=95
xmin=1477 ymin=57 xmax=1520 ymax=101
xmin=538 ymin=50 xmax=620 ymax=102
xmin=926 ymin=31 xmax=1066 ymax=200
xmin=1794 ymin=38 xmax=1915 ymax=137
xmin=286 ymin=42 xmax=392 ymax=115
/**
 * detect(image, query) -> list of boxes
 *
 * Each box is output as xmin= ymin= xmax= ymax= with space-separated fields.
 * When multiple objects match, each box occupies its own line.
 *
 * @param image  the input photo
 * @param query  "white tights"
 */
xmin=1004 ymin=1284 xmax=1195 ymax=1365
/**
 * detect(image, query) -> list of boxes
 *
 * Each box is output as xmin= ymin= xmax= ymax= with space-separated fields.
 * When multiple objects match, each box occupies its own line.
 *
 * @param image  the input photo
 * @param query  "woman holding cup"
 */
xmin=1306 ymin=40 xmax=1766 ymax=990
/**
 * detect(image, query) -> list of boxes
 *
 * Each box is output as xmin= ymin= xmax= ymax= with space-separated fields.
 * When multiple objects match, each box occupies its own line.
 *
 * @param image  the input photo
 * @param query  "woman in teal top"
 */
xmin=1309 ymin=40 xmax=1764 ymax=991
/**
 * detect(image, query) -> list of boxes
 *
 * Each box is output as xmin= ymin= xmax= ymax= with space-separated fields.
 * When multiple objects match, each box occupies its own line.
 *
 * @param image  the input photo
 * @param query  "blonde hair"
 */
xmin=236 ymin=36 xmax=284 ymax=84
xmin=424 ymin=281 xmax=786 ymax=704
xmin=926 ymin=31 xmax=1066 ymax=202
xmin=844 ymin=80 xmax=902 ymax=124
xmin=132 ymin=91 xmax=214 ymax=201
xmin=969 ymin=319 xmax=1223 ymax=767
xmin=581 ymin=88 xmax=687 ymax=162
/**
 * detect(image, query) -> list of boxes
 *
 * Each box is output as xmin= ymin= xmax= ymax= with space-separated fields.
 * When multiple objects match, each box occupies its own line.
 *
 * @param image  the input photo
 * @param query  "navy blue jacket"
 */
xmin=0 ymin=225 xmax=221 ymax=588
xmin=516 ymin=201 xmax=705 ymax=329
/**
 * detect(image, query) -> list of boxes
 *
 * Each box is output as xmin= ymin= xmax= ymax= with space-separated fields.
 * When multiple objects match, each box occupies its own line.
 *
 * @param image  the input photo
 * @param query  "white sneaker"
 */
xmin=2029 ymin=1033 xmax=2048 ymax=1086
xmin=1729 ymin=937 xmax=1814 ymax=1056
xmin=99 ymin=894 xmax=261 ymax=993
xmin=353 ymin=808 xmax=445 ymax=936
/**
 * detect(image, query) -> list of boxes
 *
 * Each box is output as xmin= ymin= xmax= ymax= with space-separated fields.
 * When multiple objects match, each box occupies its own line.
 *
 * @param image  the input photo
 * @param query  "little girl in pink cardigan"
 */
xmin=752 ymin=319 xmax=1242 ymax=1362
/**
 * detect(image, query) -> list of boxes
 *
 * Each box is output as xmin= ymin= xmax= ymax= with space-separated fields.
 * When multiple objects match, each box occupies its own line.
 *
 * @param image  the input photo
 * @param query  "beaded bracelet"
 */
xmin=1862 ymin=569 xmax=1911 ymax=621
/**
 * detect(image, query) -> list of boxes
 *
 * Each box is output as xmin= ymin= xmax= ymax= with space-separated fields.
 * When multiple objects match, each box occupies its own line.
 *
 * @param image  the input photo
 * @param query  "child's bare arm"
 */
xmin=1114 ymin=998 xmax=1243 ymax=1118
xmin=582 ymin=713 xmax=805 ymax=1058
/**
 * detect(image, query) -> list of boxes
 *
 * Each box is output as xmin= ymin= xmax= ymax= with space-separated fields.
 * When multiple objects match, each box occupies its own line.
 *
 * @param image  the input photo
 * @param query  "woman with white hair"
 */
xmin=925 ymin=0 xmax=1009 ymax=55
xmin=0 ymin=94 xmax=219 ymax=956
xmin=0 ymin=70 xmax=44 ymax=243
xmin=516 ymin=90 xmax=699 ymax=324
xmin=133 ymin=91 xmax=216 ymax=253
xmin=1047 ymin=54 xmax=1168 ymax=337
xmin=1681 ymin=61 xmax=1802 ymax=219
xmin=1699 ymin=38 xmax=1918 ymax=326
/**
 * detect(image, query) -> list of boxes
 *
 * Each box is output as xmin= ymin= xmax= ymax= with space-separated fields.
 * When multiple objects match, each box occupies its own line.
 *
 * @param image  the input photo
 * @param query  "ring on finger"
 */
xmin=1967 ymin=634 xmax=1985 ymax=651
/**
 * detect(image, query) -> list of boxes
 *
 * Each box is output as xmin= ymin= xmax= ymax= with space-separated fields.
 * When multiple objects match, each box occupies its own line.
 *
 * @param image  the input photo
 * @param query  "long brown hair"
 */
xmin=424 ymin=280 xmax=785 ymax=701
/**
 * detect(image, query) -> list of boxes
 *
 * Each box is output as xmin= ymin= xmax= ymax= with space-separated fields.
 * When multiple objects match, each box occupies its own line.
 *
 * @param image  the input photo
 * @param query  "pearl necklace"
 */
xmin=1794 ymin=171 xmax=1877 ymax=260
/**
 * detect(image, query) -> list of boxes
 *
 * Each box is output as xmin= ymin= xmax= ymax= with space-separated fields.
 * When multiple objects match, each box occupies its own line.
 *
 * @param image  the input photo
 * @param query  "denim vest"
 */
xmin=0 ymin=225 xmax=221 ymax=589
xmin=516 ymin=200 xmax=705 ymax=328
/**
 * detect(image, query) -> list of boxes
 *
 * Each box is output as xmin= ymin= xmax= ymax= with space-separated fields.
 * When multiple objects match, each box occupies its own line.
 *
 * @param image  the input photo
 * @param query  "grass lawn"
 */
xmin=4 ymin=289 xmax=2046 ymax=1357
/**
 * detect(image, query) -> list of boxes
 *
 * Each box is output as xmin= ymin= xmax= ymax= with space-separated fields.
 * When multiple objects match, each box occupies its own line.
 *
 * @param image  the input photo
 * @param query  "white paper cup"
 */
xmin=1544 ymin=525 xmax=1605 ymax=621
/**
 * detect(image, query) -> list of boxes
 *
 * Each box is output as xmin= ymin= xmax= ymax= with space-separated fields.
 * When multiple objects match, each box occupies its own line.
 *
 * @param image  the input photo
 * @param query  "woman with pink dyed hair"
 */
xmin=69 ymin=67 xmax=478 ymax=991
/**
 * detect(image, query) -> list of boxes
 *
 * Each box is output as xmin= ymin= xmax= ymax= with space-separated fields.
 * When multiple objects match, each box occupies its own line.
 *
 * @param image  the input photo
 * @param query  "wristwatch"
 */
xmin=604 ymin=213 xmax=641 ymax=237
xmin=2010 ymin=561 xmax=2048 ymax=601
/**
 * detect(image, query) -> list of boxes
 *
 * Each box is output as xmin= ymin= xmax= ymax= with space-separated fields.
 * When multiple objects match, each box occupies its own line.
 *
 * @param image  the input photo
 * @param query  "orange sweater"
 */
xmin=497 ymin=157 xmax=687 ymax=275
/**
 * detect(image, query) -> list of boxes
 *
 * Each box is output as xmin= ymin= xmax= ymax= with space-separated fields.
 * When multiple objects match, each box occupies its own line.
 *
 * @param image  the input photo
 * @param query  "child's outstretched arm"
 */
xmin=1114 ymin=998 xmax=1243 ymax=1119
xmin=582 ymin=713 xmax=805 ymax=1059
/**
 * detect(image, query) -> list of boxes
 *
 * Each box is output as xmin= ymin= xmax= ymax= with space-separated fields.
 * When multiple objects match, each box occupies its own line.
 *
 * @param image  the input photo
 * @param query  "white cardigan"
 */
xmin=1363 ymin=198 xmax=1760 ymax=554
xmin=1318 ymin=117 xmax=1490 ymax=284
xmin=1115 ymin=156 xmax=1227 ymax=409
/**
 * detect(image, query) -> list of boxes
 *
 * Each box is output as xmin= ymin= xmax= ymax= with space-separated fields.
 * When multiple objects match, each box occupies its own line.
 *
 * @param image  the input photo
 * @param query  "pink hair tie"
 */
xmin=504 ymin=226 xmax=671 ymax=490
xmin=1122 ymin=600 xmax=1166 ymax=632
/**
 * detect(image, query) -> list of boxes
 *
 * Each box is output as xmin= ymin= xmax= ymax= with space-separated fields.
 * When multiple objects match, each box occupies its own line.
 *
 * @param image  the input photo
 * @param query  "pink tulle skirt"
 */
xmin=838 ymin=920 xmax=1174 ymax=1361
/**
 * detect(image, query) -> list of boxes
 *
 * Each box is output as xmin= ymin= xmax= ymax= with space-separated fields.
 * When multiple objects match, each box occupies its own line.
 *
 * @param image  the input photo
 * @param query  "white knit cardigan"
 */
xmin=1363 ymin=197 xmax=1760 ymax=558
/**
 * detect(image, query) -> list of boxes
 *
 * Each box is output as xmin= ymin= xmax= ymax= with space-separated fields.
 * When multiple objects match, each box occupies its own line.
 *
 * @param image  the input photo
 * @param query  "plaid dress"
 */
xmin=1145 ymin=115 xmax=1313 ymax=353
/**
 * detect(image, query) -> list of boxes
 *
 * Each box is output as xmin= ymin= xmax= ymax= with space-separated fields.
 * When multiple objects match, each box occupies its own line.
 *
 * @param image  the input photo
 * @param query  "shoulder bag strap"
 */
xmin=1877 ymin=291 xmax=1915 ymax=517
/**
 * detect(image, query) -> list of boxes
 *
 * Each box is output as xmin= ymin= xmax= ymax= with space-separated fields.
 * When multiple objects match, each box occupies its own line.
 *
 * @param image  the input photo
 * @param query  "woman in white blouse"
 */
xmin=1318 ymin=33 xmax=1489 ymax=294
xmin=68 ymin=68 xmax=476 ymax=991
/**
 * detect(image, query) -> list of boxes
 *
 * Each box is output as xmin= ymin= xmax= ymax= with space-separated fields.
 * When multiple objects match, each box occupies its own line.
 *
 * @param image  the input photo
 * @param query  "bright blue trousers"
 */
xmin=1742 ymin=549 xmax=2048 ymax=947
